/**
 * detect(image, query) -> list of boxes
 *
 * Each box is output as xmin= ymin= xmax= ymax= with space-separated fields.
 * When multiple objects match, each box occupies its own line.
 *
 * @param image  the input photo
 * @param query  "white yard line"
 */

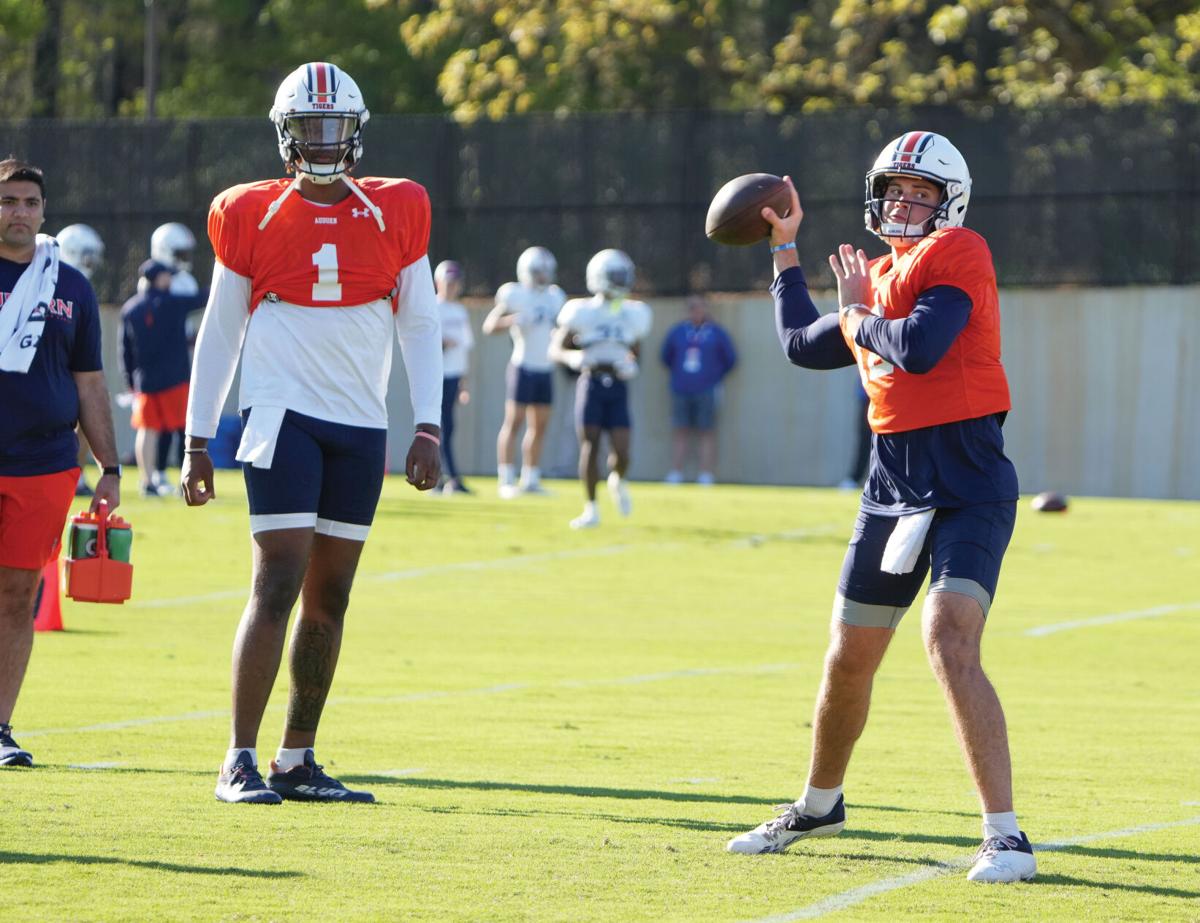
xmin=1025 ymin=601 xmax=1200 ymax=637
xmin=20 ymin=663 xmax=799 ymax=739
xmin=744 ymin=815 xmax=1200 ymax=922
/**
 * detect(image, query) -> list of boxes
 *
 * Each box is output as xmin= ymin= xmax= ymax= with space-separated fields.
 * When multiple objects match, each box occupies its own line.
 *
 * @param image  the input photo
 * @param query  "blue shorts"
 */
xmin=575 ymin=372 xmax=630 ymax=431
xmin=506 ymin=365 xmax=553 ymax=405
xmin=242 ymin=410 xmax=386 ymax=540
xmin=834 ymin=500 xmax=1016 ymax=628
xmin=671 ymin=390 xmax=717 ymax=430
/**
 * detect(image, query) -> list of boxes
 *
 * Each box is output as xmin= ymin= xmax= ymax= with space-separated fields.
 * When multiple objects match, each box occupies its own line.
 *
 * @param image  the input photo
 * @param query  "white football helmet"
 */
xmin=150 ymin=222 xmax=196 ymax=272
xmin=864 ymin=131 xmax=971 ymax=241
xmin=586 ymin=249 xmax=635 ymax=298
xmin=56 ymin=224 xmax=104 ymax=279
xmin=434 ymin=259 xmax=463 ymax=290
xmin=516 ymin=246 xmax=556 ymax=288
xmin=270 ymin=62 xmax=370 ymax=184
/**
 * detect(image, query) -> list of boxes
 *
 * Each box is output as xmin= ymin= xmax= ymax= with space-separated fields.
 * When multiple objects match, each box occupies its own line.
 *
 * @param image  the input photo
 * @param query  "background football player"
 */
xmin=482 ymin=246 xmax=567 ymax=497
xmin=182 ymin=62 xmax=443 ymax=805
xmin=726 ymin=132 xmax=1036 ymax=885
xmin=549 ymin=249 xmax=652 ymax=529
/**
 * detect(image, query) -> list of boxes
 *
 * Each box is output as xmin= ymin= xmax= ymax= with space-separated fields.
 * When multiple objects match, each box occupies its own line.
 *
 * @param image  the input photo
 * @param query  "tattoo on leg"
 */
xmin=286 ymin=621 xmax=339 ymax=733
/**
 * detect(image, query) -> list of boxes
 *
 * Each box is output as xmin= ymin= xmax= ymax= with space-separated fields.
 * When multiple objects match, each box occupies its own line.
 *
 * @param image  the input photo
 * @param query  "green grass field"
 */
xmin=6 ymin=476 xmax=1199 ymax=921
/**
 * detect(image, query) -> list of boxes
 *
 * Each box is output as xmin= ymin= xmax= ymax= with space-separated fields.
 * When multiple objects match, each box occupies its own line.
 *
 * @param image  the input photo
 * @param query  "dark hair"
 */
xmin=0 ymin=158 xmax=46 ymax=200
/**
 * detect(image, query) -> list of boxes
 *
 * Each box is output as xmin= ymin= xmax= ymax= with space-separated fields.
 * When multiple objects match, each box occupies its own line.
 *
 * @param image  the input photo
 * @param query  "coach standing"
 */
xmin=0 ymin=159 xmax=121 ymax=769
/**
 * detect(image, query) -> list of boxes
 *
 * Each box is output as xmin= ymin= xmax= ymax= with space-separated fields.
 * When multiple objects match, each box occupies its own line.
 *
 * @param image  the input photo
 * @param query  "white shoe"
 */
xmin=498 ymin=484 xmax=520 ymax=500
xmin=727 ymin=796 xmax=845 ymax=855
xmin=664 ymin=470 xmax=683 ymax=485
xmin=696 ymin=471 xmax=715 ymax=486
xmin=607 ymin=472 xmax=632 ymax=517
xmin=570 ymin=507 xmax=600 ymax=529
xmin=966 ymin=832 xmax=1037 ymax=883
xmin=520 ymin=482 xmax=552 ymax=496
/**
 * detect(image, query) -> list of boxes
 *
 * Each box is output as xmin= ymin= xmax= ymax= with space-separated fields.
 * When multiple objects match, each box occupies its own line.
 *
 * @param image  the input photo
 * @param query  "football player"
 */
xmin=182 ymin=62 xmax=443 ymax=805
xmin=482 ymin=246 xmax=567 ymax=497
xmin=726 ymin=132 xmax=1036 ymax=884
xmin=150 ymin=222 xmax=200 ymax=296
xmin=549 ymin=249 xmax=651 ymax=529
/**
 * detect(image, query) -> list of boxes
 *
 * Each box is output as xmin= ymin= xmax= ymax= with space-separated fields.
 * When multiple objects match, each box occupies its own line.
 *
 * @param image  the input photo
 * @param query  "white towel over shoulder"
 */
xmin=880 ymin=509 xmax=936 ymax=575
xmin=0 ymin=234 xmax=60 ymax=374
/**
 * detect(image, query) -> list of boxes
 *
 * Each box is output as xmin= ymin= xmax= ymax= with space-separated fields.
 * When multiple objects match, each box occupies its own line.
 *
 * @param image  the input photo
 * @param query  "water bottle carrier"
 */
xmin=65 ymin=500 xmax=134 ymax=604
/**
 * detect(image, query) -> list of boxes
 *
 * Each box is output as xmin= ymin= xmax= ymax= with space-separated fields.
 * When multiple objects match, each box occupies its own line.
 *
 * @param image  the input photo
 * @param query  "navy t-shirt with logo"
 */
xmin=0 ymin=256 xmax=103 ymax=476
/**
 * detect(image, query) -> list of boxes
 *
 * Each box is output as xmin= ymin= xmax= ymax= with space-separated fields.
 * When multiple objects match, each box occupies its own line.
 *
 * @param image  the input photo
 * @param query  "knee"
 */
xmin=309 ymin=577 xmax=352 ymax=624
xmin=924 ymin=628 xmax=980 ymax=682
xmin=824 ymin=643 xmax=878 ymax=683
xmin=250 ymin=571 xmax=303 ymax=624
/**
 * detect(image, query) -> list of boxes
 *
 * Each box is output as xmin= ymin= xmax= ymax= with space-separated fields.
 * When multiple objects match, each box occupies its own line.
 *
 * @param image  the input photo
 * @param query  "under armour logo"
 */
xmin=352 ymin=207 xmax=370 ymax=218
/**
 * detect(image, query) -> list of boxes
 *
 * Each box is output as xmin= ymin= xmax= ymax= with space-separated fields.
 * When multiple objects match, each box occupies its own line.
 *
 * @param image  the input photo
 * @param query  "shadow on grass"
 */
xmin=1045 ymin=844 xmax=1200 ymax=866
xmin=0 ymin=851 xmax=302 ymax=879
xmin=1034 ymin=873 xmax=1200 ymax=899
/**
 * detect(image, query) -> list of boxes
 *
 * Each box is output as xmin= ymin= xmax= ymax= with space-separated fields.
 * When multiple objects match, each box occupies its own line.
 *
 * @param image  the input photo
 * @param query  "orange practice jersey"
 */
xmin=207 ymin=177 xmax=430 ymax=312
xmin=841 ymin=227 xmax=1011 ymax=434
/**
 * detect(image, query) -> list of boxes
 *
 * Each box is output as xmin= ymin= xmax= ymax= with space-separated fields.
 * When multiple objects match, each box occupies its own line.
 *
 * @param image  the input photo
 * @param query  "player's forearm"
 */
xmin=771 ymin=266 xmax=855 ymax=370
xmin=73 ymin=371 xmax=119 ymax=467
xmin=854 ymin=285 xmax=971 ymax=374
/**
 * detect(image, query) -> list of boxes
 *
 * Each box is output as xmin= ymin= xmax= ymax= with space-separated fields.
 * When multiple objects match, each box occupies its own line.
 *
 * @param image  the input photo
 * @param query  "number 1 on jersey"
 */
xmin=311 ymin=243 xmax=342 ymax=301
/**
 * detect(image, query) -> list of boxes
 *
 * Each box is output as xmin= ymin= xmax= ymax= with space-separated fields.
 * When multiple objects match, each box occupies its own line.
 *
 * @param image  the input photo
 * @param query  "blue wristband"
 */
xmin=770 ymin=241 xmax=797 ymax=254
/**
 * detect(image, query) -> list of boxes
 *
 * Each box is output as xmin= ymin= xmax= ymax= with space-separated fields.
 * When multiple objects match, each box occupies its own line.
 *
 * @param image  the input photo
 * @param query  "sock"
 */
xmin=798 ymin=783 xmax=842 ymax=817
xmin=224 ymin=747 xmax=257 ymax=772
xmin=520 ymin=466 xmax=540 ymax=487
xmin=498 ymin=463 xmax=515 ymax=486
xmin=274 ymin=747 xmax=312 ymax=772
xmin=982 ymin=811 xmax=1020 ymax=840
xmin=583 ymin=501 xmax=597 ymax=517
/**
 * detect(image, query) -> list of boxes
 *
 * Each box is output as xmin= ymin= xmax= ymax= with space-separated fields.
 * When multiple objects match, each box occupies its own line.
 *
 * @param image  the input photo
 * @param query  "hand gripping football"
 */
xmin=705 ymin=173 xmax=791 ymax=246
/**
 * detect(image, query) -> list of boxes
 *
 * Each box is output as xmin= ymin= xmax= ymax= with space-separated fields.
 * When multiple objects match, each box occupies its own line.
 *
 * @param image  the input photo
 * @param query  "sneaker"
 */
xmin=442 ymin=479 xmax=473 ymax=495
xmin=0 ymin=724 xmax=33 ymax=768
xmin=726 ymin=796 xmax=846 ymax=854
xmin=697 ymin=471 xmax=716 ymax=486
xmin=498 ymin=483 xmax=520 ymax=500
xmin=570 ymin=506 xmax=600 ymax=529
xmin=266 ymin=750 xmax=375 ymax=803
xmin=520 ymin=482 xmax=552 ymax=496
xmin=966 ymin=832 xmax=1036 ymax=883
xmin=215 ymin=751 xmax=282 ymax=804
xmin=664 ymin=470 xmax=684 ymax=485
xmin=607 ymin=471 xmax=632 ymax=517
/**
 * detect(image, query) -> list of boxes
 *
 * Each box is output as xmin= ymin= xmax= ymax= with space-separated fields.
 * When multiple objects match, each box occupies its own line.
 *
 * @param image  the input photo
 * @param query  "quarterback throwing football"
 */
xmin=183 ymin=63 xmax=443 ymax=805
xmin=726 ymin=133 xmax=1036 ymax=884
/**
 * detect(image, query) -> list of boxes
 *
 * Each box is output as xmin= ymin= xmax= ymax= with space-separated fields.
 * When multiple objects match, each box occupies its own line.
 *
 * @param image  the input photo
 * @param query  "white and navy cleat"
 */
xmin=727 ymin=796 xmax=846 ymax=854
xmin=966 ymin=832 xmax=1037 ymax=882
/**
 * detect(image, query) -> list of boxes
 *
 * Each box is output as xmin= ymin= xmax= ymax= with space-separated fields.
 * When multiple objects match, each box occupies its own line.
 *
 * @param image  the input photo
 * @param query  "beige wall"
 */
xmin=100 ymin=285 xmax=1200 ymax=500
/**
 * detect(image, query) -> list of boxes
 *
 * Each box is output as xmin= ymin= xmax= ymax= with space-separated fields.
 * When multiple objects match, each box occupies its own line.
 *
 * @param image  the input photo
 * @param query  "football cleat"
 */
xmin=215 ymin=751 xmax=282 ymax=803
xmin=966 ymin=832 xmax=1036 ymax=883
xmin=266 ymin=750 xmax=374 ymax=803
xmin=726 ymin=796 xmax=846 ymax=854
xmin=0 ymin=724 xmax=33 ymax=768
xmin=569 ymin=507 xmax=600 ymax=530
xmin=607 ymin=472 xmax=632 ymax=517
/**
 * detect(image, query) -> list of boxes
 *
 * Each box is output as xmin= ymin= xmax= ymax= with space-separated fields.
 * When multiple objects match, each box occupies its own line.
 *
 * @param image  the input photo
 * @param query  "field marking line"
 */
xmin=20 ymin=662 xmax=800 ymax=739
xmin=128 ymin=543 xmax=669 ymax=610
xmin=1025 ymin=601 xmax=1200 ymax=637
xmin=744 ymin=814 xmax=1200 ymax=923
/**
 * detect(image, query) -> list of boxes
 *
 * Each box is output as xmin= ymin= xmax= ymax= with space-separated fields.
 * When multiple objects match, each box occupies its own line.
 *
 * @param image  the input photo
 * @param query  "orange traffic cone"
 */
xmin=33 ymin=551 xmax=64 ymax=632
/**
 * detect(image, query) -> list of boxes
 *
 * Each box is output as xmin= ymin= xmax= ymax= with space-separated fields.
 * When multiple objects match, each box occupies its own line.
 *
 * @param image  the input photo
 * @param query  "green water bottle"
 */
xmin=105 ymin=523 xmax=133 ymax=563
xmin=68 ymin=521 xmax=99 ymax=560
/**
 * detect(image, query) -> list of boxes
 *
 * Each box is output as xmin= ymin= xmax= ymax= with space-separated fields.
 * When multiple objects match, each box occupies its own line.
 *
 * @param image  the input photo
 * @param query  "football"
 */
xmin=705 ymin=173 xmax=791 ymax=246
xmin=1030 ymin=491 xmax=1069 ymax=512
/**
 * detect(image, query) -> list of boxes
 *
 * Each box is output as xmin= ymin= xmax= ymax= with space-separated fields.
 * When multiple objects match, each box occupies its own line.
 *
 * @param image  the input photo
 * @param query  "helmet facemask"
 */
xmin=865 ymin=173 xmax=951 ymax=241
xmin=277 ymin=114 xmax=362 ymax=185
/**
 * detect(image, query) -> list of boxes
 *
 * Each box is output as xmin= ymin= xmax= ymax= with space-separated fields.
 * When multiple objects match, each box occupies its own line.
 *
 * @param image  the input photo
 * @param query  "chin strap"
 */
xmin=257 ymin=176 xmax=303 ymax=231
xmin=340 ymin=174 xmax=386 ymax=232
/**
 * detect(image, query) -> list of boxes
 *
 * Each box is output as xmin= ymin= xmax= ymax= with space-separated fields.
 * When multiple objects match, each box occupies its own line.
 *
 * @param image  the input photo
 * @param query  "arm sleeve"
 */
xmin=771 ymin=266 xmax=855 ymax=370
xmin=394 ymin=255 xmax=444 ymax=426
xmin=185 ymin=261 xmax=250 ymax=438
xmin=854 ymin=285 xmax=972 ymax=374
xmin=69 ymin=287 xmax=103 ymax=373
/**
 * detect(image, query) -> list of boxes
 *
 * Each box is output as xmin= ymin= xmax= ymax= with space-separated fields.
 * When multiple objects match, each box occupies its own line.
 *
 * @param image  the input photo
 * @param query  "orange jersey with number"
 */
xmin=207 ymin=177 xmax=430 ymax=312
xmin=842 ymin=227 xmax=1010 ymax=434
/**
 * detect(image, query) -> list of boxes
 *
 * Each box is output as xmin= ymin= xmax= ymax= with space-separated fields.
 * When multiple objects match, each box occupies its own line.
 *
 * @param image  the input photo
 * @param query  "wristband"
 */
xmin=184 ymin=448 xmax=208 ymax=454
xmin=415 ymin=430 xmax=441 ymax=447
xmin=841 ymin=303 xmax=870 ymax=315
xmin=770 ymin=241 xmax=797 ymax=254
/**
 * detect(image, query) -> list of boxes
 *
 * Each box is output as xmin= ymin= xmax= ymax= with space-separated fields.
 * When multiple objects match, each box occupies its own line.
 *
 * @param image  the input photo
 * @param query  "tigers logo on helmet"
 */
xmin=305 ymin=63 xmax=340 ymax=110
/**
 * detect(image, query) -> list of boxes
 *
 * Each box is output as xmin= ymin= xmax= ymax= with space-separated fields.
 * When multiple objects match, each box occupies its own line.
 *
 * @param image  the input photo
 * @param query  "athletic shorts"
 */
xmin=506 ymin=364 xmax=553 ymax=405
xmin=0 ymin=468 xmax=79 ymax=569
xmin=131 ymin=381 xmax=189 ymax=432
xmin=242 ymin=410 xmax=386 ymax=540
xmin=575 ymin=372 xmax=630 ymax=431
xmin=834 ymin=500 xmax=1017 ymax=628
xmin=671 ymin=390 xmax=717 ymax=430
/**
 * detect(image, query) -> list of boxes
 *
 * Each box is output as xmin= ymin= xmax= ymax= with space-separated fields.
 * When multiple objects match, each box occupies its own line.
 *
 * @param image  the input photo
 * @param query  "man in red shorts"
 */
xmin=0 ymin=158 xmax=121 ymax=768
xmin=121 ymin=260 xmax=201 ymax=496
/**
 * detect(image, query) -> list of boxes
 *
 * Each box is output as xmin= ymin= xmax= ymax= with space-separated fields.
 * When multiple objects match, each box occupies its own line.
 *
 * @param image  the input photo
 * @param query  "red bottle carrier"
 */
xmin=64 ymin=501 xmax=134 ymax=604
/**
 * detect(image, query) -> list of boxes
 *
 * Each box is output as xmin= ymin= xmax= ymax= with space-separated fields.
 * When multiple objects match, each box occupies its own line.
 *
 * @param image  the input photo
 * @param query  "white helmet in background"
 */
xmin=516 ymin=246 xmax=557 ymax=288
xmin=150 ymin=222 xmax=196 ymax=272
xmin=270 ymin=62 xmax=369 ymax=184
xmin=434 ymin=259 xmax=463 ymax=290
xmin=864 ymin=131 xmax=971 ymax=241
xmin=586 ymin=249 xmax=635 ymax=298
xmin=57 ymin=224 xmax=104 ymax=279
